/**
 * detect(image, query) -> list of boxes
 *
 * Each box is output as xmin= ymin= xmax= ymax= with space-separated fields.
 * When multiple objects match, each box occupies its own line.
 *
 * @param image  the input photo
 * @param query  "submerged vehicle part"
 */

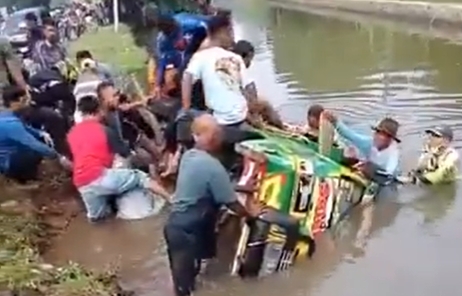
xmin=232 ymin=121 xmax=373 ymax=277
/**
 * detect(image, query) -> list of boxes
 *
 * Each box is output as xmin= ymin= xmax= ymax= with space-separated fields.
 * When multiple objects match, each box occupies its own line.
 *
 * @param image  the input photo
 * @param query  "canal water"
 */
xmin=45 ymin=1 xmax=462 ymax=295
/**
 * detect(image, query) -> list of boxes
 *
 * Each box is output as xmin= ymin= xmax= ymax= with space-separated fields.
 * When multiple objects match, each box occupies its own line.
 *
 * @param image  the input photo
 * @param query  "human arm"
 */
xmin=8 ymin=121 xmax=57 ymax=158
xmin=119 ymin=101 xmax=144 ymax=111
xmin=208 ymin=161 xmax=259 ymax=218
xmin=335 ymin=120 xmax=373 ymax=156
xmin=24 ymin=125 xmax=42 ymax=139
xmin=97 ymin=63 xmax=113 ymax=82
xmin=418 ymin=150 xmax=459 ymax=184
xmin=155 ymin=33 xmax=168 ymax=88
xmin=105 ymin=125 xmax=131 ymax=158
xmin=181 ymin=53 xmax=202 ymax=110
xmin=31 ymin=42 xmax=47 ymax=69
xmin=239 ymin=57 xmax=257 ymax=102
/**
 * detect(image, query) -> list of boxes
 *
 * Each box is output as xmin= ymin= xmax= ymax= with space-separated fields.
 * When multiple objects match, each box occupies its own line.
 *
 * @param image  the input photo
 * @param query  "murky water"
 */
xmin=46 ymin=2 xmax=462 ymax=295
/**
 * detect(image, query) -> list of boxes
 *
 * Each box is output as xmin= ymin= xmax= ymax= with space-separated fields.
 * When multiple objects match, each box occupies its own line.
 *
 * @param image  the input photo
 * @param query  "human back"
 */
xmin=67 ymin=97 xmax=113 ymax=187
xmin=187 ymin=46 xmax=249 ymax=125
xmin=73 ymin=66 xmax=104 ymax=123
xmin=172 ymin=148 xmax=225 ymax=212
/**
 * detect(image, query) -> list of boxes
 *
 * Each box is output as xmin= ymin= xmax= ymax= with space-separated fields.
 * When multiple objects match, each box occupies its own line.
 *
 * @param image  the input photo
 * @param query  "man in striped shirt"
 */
xmin=31 ymin=20 xmax=66 ymax=71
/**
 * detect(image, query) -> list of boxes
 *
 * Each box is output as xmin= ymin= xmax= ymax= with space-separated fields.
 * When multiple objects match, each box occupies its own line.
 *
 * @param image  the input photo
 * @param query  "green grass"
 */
xmin=68 ymin=24 xmax=148 ymax=75
xmin=0 ymin=207 xmax=131 ymax=295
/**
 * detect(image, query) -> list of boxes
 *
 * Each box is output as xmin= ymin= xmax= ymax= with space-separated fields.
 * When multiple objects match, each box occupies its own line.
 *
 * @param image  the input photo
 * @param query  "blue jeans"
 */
xmin=78 ymin=168 xmax=151 ymax=221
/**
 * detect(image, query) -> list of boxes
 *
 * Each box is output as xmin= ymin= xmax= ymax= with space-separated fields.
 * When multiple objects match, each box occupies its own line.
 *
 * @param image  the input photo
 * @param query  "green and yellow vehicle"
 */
xmin=230 ymin=124 xmax=378 ymax=277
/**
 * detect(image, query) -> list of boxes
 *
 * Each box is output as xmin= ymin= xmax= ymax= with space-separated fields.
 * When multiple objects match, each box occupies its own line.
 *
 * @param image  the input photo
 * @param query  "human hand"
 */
xmin=322 ymin=110 xmax=337 ymax=124
xmin=58 ymin=155 xmax=72 ymax=170
xmin=153 ymin=87 xmax=162 ymax=99
xmin=235 ymin=184 xmax=257 ymax=194
xmin=245 ymin=198 xmax=265 ymax=218
xmin=40 ymin=131 xmax=54 ymax=147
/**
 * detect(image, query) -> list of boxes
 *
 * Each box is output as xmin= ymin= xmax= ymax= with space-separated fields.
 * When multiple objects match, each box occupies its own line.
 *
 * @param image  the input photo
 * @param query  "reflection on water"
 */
xmin=46 ymin=3 xmax=462 ymax=296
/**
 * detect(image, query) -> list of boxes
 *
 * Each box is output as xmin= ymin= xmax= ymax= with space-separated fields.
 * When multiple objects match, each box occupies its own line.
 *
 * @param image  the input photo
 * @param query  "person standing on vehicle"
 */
xmin=32 ymin=19 xmax=66 ymax=71
xmin=152 ymin=15 xmax=186 ymax=99
xmin=181 ymin=16 xmax=256 ymax=151
xmin=181 ymin=16 xmax=253 ymax=125
xmin=164 ymin=113 xmax=262 ymax=296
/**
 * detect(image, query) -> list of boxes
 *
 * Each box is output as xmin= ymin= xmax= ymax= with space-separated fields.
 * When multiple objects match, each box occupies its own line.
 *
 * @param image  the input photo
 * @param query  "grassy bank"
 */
xmin=0 ymin=161 xmax=131 ymax=295
xmin=0 ymin=180 xmax=131 ymax=295
xmin=0 ymin=25 xmax=147 ymax=295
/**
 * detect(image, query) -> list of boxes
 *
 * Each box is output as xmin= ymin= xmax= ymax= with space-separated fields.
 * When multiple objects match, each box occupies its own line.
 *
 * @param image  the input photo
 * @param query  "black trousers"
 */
xmin=4 ymin=150 xmax=42 ymax=183
xmin=164 ymin=222 xmax=198 ymax=296
xmin=17 ymin=106 xmax=71 ymax=157
xmin=31 ymin=82 xmax=76 ymax=121
xmin=220 ymin=122 xmax=260 ymax=171
xmin=164 ymin=210 xmax=218 ymax=296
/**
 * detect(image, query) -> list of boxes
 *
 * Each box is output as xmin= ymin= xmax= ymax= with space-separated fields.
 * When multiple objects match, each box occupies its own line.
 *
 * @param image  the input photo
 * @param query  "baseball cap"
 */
xmin=425 ymin=125 xmax=454 ymax=141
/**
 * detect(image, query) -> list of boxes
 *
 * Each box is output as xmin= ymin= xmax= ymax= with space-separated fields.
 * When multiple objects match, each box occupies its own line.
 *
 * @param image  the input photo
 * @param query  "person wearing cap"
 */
xmin=323 ymin=111 xmax=400 ymax=177
xmin=413 ymin=125 xmax=459 ymax=184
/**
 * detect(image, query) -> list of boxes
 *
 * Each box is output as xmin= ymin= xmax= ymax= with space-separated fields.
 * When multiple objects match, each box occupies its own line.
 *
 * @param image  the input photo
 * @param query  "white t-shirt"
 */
xmin=186 ymin=47 xmax=252 ymax=125
xmin=73 ymin=80 xmax=101 ymax=123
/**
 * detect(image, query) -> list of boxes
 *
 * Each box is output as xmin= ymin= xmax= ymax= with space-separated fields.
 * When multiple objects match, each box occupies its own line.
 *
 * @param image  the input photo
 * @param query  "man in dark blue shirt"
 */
xmin=164 ymin=114 xmax=262 ymax=296
xmin=0 ymin=85 xmax=58 ymax=183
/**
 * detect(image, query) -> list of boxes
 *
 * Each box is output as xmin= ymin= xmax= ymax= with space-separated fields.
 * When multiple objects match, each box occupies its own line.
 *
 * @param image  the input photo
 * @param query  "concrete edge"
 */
xmin=268 ymin=0 xmax=462 ymax=27
xmin=269 ymin=0 xmax=462 ymax=43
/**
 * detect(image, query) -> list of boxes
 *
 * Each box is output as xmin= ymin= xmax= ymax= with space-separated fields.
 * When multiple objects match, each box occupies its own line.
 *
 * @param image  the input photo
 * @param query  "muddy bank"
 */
xmin=0 ymin=161 xmax=132 ymax=296
xmin=268 ymin=0 xmax=462 ymax=28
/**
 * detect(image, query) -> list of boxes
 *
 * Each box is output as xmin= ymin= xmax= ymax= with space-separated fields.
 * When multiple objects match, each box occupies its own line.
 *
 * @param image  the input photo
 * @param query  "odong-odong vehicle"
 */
xmin=229 ymin=120 xmax=379 ymax=277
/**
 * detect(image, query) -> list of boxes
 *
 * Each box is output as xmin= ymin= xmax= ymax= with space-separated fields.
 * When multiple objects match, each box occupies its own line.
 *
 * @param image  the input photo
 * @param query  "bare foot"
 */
xmin=160 ymin=151 xmax=180 ymax=178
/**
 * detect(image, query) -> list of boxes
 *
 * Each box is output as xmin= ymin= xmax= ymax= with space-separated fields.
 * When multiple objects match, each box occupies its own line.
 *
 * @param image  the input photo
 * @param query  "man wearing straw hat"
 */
xmin=323 ymin=111 xmax=401 ymax=178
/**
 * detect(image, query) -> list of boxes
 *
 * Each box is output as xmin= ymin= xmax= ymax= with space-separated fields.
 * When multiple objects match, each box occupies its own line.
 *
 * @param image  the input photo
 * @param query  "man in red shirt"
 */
xmin=67 ymin=95 xmax=170 ymax=222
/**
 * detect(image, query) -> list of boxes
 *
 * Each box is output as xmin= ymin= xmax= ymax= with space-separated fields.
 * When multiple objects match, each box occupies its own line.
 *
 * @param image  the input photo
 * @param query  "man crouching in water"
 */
xmin=67 ymin=96 xmax=170 ymax=223
xmin=164 ymin=114 xmax=262 ymax=296
xmin=323 ymin=111 xmax=400 ymax=180
xmin=411 ymin=125 xmax=459 ymax=184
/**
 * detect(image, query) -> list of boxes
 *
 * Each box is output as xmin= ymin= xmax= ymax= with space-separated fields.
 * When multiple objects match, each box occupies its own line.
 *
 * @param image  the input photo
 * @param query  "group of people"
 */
xmin=286 ymin=104 xmax=459 ymax=185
